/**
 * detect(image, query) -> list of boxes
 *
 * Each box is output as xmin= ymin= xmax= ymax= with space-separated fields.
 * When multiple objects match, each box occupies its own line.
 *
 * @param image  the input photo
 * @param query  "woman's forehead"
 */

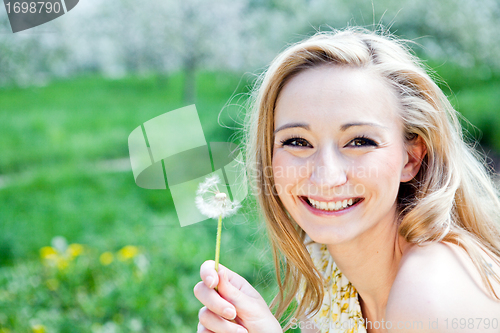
xmin=274 ymin=66 xmax=400 ymax=130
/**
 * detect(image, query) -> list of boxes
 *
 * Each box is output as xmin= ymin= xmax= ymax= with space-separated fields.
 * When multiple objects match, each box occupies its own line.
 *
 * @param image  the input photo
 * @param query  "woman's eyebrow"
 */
xmin=340 ymin=122 xmax=387 ymax=131
xmin=273 ymin=121 xmax=386 ymax=136
xmin=273 ymin=122 xmax=310 ymax=135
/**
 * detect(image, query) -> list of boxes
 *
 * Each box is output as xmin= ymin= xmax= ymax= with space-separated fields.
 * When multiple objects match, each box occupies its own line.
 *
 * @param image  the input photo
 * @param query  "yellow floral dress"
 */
xmin=296 ymin=236 xmax=367 ymax=333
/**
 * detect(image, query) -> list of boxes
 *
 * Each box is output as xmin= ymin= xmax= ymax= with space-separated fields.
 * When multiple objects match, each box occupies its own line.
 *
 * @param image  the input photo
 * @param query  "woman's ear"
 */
xmin=401 ymin=135 xmax=427 ymax=182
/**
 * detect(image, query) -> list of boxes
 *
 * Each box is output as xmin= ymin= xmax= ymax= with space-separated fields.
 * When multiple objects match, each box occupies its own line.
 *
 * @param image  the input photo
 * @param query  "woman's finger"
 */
xmin=200 ymin=260 xmax=220 ymax=289
xmin=217 ymin=265 xmax=263 ymax=300
xmin=216 ymin=266 xmax=266 ymax=319
xmin=198 ymin=306 xmax=248 ymax=333
xmin=201 ymin=260 xmax=261 ymax=299
xmin=193 ymin=281 xmax=237 ymax=320
xmin=197 ymin=322 xmax=215 ymax=333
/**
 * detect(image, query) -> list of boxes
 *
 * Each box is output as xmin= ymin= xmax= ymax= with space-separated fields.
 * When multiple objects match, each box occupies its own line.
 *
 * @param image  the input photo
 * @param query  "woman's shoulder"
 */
xmin=386 ymin=241 xmax=500 ymax=332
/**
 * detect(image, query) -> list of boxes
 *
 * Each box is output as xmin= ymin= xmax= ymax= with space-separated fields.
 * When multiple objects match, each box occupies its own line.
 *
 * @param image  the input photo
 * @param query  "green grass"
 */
xmin=0 ymin=71 xmax=248 ymax=174
xmin=0 ymin=70 xmax=304 ymax=332
xmin=0 ymin=70 xmax=250 ymax=257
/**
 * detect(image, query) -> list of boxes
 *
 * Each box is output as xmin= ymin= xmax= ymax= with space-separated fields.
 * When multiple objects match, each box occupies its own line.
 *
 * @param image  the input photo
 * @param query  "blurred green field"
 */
xmin=427 ymin=60 xmax=500 ymax=150
xmin=0 ymin=71 xmax=287 ymax=332
xmin=0 ymin=63 xmax=499 ymax=332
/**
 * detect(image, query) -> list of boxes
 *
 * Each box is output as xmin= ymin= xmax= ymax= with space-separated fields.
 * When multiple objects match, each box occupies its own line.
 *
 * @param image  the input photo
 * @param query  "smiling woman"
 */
xmin=193 ymin=27 xmax=500 ymax=333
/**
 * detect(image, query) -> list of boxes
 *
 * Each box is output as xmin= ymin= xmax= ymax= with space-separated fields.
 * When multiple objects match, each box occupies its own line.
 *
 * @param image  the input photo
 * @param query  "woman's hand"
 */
xmin=194 ymin=260 xmax=283 ymax=333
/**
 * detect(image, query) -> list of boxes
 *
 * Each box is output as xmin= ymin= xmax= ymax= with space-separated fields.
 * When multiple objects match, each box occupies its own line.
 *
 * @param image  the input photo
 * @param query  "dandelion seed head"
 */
xmin=195 ymin=175 xmax=241 ymax=219
xmin=196 ymin=174 xmax=221 ymax=195
xmin=215 ymin=192 xmax=227 ymax=200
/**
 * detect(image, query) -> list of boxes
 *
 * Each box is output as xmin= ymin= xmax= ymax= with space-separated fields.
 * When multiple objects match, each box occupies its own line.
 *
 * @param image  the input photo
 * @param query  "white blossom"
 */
xmin=195 ymin=175 xmax=241 ymax=219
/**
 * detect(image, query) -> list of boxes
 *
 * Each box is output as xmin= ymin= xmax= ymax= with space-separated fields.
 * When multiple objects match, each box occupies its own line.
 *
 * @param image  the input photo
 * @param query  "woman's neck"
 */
xmin=326 ymin=216 xmax=412 ymax=322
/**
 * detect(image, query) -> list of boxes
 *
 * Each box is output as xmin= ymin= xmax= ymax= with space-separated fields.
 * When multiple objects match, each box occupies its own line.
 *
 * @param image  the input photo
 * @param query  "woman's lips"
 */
xmin=299 ymin=196 xmax=363 ymax=216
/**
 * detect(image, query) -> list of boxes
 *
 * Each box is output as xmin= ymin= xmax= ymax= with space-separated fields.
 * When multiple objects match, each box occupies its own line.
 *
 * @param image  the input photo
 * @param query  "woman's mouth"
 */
xmin=300 ymin=196 xmax=363 ymax=215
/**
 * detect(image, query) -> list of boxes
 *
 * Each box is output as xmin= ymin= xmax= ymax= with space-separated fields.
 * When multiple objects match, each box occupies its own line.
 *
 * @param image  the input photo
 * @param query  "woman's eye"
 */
xmin=347 ymin=137 xmax=378 ymax=147
xmin=280 ymin=137 xmax=312 ymax=148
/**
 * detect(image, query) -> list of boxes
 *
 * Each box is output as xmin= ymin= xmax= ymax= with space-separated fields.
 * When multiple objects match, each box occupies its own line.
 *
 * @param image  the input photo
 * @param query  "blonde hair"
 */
xmin=244 ymin=27 xmax=500 ymax=329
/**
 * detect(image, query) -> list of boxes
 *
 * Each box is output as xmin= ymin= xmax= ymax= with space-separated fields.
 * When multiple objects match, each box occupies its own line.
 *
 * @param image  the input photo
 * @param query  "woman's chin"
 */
xmin=302 ymin=227 xmax=355 ymax=246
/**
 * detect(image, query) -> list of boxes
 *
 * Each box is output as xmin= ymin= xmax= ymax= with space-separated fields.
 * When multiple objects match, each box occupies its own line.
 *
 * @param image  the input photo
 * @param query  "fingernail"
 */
xmin=222 ymin=307 xmax=236 ymax=320
xmin=237 ymin=328 xmax=248 ymax=333
xmin=206 ymin=275 xmax=215 ymax=288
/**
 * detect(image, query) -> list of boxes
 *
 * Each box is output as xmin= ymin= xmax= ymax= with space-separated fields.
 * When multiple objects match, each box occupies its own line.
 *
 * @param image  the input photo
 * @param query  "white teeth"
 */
xmin=308 ymin=198 xmax=359 ymax=211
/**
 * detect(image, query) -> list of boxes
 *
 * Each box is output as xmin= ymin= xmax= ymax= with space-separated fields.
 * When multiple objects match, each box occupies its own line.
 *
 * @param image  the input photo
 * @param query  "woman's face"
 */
xmin=272 ymin=65 xmax=417 ymax=245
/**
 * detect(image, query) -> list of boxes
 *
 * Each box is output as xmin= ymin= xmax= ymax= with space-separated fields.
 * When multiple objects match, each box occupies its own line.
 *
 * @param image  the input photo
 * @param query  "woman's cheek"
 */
xmin=273 ymin=153 xmax=306 ymax=198
xmin=276 ymin=150 xmax=309 ymax=171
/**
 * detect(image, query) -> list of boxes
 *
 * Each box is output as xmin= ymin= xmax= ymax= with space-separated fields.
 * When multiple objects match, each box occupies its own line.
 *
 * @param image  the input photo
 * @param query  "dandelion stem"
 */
xmin=214 ymin=214 xmax=223 ymax=292
xmin=215 ymin=214 xmax=222 ymax=273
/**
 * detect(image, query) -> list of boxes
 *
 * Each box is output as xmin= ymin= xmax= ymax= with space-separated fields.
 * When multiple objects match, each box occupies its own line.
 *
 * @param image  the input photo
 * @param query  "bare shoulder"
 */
xmin=386 ymin=242 xmax=500 ymax=332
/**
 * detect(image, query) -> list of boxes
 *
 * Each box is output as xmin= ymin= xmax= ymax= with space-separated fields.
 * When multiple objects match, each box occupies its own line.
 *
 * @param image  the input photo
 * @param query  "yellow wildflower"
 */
xmin=56 ymin=257 xmax=69 ymax=271
xmin=67 ymin=243 xmax=84 ymax=258
xmin=41 ymin=242 xmax=84 ymax=271
xmin=100 ymin=252 xmax=114 ymax=266
xmin=40 ymin=246 xmax=57 ymax=260
xmin=31 ymin=325 xmax=46 ymax=333
xmin=117 ymin=245 xmax=139 ymax=261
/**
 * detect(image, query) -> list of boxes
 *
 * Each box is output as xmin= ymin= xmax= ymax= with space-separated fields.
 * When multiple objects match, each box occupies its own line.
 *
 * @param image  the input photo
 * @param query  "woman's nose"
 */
xmin=310 ymin=148 xmax=347 ymax=189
